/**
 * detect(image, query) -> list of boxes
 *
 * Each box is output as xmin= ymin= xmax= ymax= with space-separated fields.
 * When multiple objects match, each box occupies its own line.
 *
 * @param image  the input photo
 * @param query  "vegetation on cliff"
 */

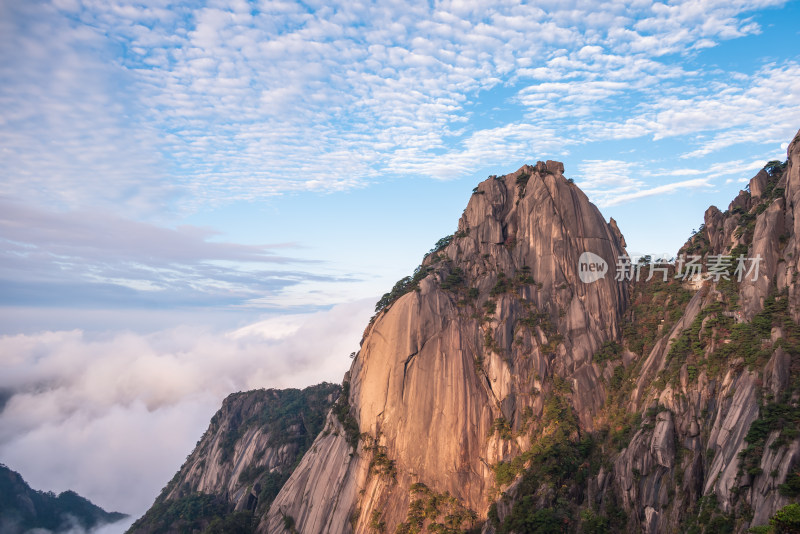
xmin=0 ymin=464 xmax=126 ymax=533
xmin=128 ymin=383 xmax=339 ymax=534
xmin=132 ymin=134 xmax=800 ymax=534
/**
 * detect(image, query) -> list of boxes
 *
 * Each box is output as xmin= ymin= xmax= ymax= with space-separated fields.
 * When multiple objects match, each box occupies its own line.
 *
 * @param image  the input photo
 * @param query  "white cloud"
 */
xmin=706 ymin=157 xmax=776 ymax=178
xmin=0 ymin=298 xmax=374 ymax=520
xmin=387 ymin=122 xmax=567 ymax=179
xmin=0 ymin=1 xmax=170 ymax=214
xmin=576 ymin=159 xmax=719 ymax=207
xmin=576 ymin=159 xmax=642 ymax=193
xmin=2 ymin=0 xmax=794 ymax=212
xmin=584 ymin=62 xmax=800 ymax=151
xmin=0 ymin=198 xmax=365 ymax=310
xmin=601 ymin=177 xmax=713 ymax=206
xmin=1 ymin=2 xmax=798 ymax=529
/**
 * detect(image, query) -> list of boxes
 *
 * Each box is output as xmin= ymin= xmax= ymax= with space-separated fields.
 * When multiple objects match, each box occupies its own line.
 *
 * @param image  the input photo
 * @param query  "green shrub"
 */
xmin=687 ymin=364 xmax=698 ymax=382
xmin=771 ymin=503 xmax=800 ymax=533
xmin=396 ymin=485 xmax=476 ymax=534
xmin=332 ymin=381 xmax=360 ymax=450
xmin=374 ymin=266 xmax=431 ymax=313
xmin=364 ymin=435 xmax=397 ymax=481
xmin=369 ymin=509 xmax=385 ymax=533
xmin=516 ymin=173 xmax=531 ymax=200
xmin=499 ymin=498 xmax=564 ymax=534
xmin=516 ymin=265 xmax=536 ymax=285
xmin=779 ymin=471 xmax=800 ymax=497
xmin=204 ymin=511 xmax=254 ymax=534
xmin=740 ymin=402 xmax=800 ymax=479
xmin=622 ymin=274 xmax=692 ymax=357
xmin=255 ymin=471 xmax=289 ymax=514
xmin=490 ymin=417 xmax=513 ymax=440
xmin=609 ymin=365 xmax=626 ymax=392
xmin=429 ymin=235 xmax=453 ymax=255
xmin=765 ymin=160 xmax=788 ymax=176
xmin=441 ymin=267 xmax=466 ymax=291
xmin=237 ymin=464 xmax=268 ymax=485
xmin=580 ymin=508 xmax=610 ymax=533
xmin=128 ymin=493 xmax=232 ymax=534
xmin=494 ymin=461 xmax=516 ymax=486
xmin=490 ymin=272 xmax=513 ymax=296
xmin=594 ymin=340 xmax=623 ymax=364
xmin=683 ymin=494 xmax=735 ymax=534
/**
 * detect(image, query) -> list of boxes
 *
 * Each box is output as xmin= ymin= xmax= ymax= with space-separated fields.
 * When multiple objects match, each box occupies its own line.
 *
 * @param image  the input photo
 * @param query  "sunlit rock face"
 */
xmin=134 ymin=129 xmax=800 ymax=534
xmin=262 ymin=160 xmax=630 ymax=533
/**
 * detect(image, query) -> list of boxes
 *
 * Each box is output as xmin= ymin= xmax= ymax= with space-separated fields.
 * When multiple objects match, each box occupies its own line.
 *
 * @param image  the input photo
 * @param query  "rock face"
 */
xmin=132 ymin=129 xmax=800 ymax=534
xmin=127 ymin=383 xmax=339 ymax=534
xmin=609 ymin=132 xmax=800 ymax=533
xmin=263 ymin=160 xmax=629 ymax=533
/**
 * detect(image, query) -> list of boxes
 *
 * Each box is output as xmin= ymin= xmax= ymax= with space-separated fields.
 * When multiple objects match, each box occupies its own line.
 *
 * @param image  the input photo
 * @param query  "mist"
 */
xmin=0 ymin=298 xmax=374 ymax=525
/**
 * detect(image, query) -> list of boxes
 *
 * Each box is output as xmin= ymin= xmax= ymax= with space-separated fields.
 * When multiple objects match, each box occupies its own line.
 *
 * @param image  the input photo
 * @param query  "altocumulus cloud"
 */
xmin=2 ymin=0 xmax=797 ymax=212
xmin=0 ymin=299 xmax=374 ymax=526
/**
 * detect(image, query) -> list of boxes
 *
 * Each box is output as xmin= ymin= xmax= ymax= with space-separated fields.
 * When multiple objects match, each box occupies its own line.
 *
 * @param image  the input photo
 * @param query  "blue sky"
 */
xmin=2 ymin=0 xmax=800 ymax=324
xmin=1 ymin=0 xmax=800 ymax=525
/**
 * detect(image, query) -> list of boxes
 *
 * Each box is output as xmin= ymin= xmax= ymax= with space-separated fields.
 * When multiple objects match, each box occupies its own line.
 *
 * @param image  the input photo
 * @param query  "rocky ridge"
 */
xmin=132 ymin=129 xmax=800 ymax=534
xmin=0 ymin=463 xmax=126 ymax=534
xmin=262 ymin=159 xmax=630 ymax=533
xmin=606 ymin=136 xmax=800 ymax=533
xmin=128 ymin=383 xmax=339 ymax=534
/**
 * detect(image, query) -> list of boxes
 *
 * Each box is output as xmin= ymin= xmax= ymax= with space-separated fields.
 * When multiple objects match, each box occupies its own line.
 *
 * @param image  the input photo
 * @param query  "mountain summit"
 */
xmin=132 ymin=129 xmax=800 ymax=534
xmin=263 ymin=159 xmax=629 ymax=533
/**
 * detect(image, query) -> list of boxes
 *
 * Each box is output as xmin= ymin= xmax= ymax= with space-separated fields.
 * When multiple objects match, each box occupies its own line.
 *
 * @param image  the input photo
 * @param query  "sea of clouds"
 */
xmin=0 ymin=299 xmax=374 ymax=532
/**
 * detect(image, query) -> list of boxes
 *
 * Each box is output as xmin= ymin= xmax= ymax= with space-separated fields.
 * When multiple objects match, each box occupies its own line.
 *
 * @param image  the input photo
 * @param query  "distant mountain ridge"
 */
xmin=0 ymin=463 xmax=126 ymax=534
xmin=132 ymin=129 xmax=800 ymax=533
xmin=127 ymin=383 xmax=340 ymax=534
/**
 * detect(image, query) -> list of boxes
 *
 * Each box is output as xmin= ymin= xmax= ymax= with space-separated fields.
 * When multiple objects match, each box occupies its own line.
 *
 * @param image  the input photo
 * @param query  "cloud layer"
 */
xmin=2 ymin=0 xmax=797 ymax=211
xmin=0 ymin=197 xmax=361 ymax=309
xmin=0 ymin=299 xmax=374 ymax=521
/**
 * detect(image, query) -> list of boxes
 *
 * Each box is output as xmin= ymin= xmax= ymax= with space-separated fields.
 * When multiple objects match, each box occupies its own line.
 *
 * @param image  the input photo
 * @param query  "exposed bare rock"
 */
xmin=132 ymin=130 xmax=800 ymax=534
xmin=704 ymin=206 xmax=727 ymax=253
xmin=644 ymin=506 xmax=659 ymax=534
xmin=630 ymin=291 xmax=704 ymax=406
xmin=703 ymin=372 xmax=760 ymax=506
xmin=263 ymin=162 xmax=629 ymax=533
xmin=128 ymin=384 xmax=339 ymax=534
xmin=740 ymin=197 xmax=785 ymax=319
xmin=609 ymin=217 xmax=627 ymax=248
xmin=764 ymin=348 xmax=791 ymax=396
xmin=750 ymin=169 xmax=770 ymax=198
xmin=650 ymin=412 xmax=676 ymax=469
xmin=748 ymin=435 xmax=800 ymax=526
xmin=781 ymin=130 xmax=800 ymax=320
xmin=262 ymin=413 xmax=363 ymax=534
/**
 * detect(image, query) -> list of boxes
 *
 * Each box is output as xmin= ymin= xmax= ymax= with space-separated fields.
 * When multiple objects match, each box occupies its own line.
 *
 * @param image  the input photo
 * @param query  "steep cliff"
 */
xmin=481 ymin=133 xmax=800 ymax=533
xmin=128 ymin=383 xmax=339 ymax=534
xmin=603 ymin=133 xmax=800 ymax=533
xmin=263 ymin=134 xmax=800 ymax=533
xmin=262 ymin=160 xmax=630 ymax=533
xmin=132 ymin=130 xmax=800 ymax=534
